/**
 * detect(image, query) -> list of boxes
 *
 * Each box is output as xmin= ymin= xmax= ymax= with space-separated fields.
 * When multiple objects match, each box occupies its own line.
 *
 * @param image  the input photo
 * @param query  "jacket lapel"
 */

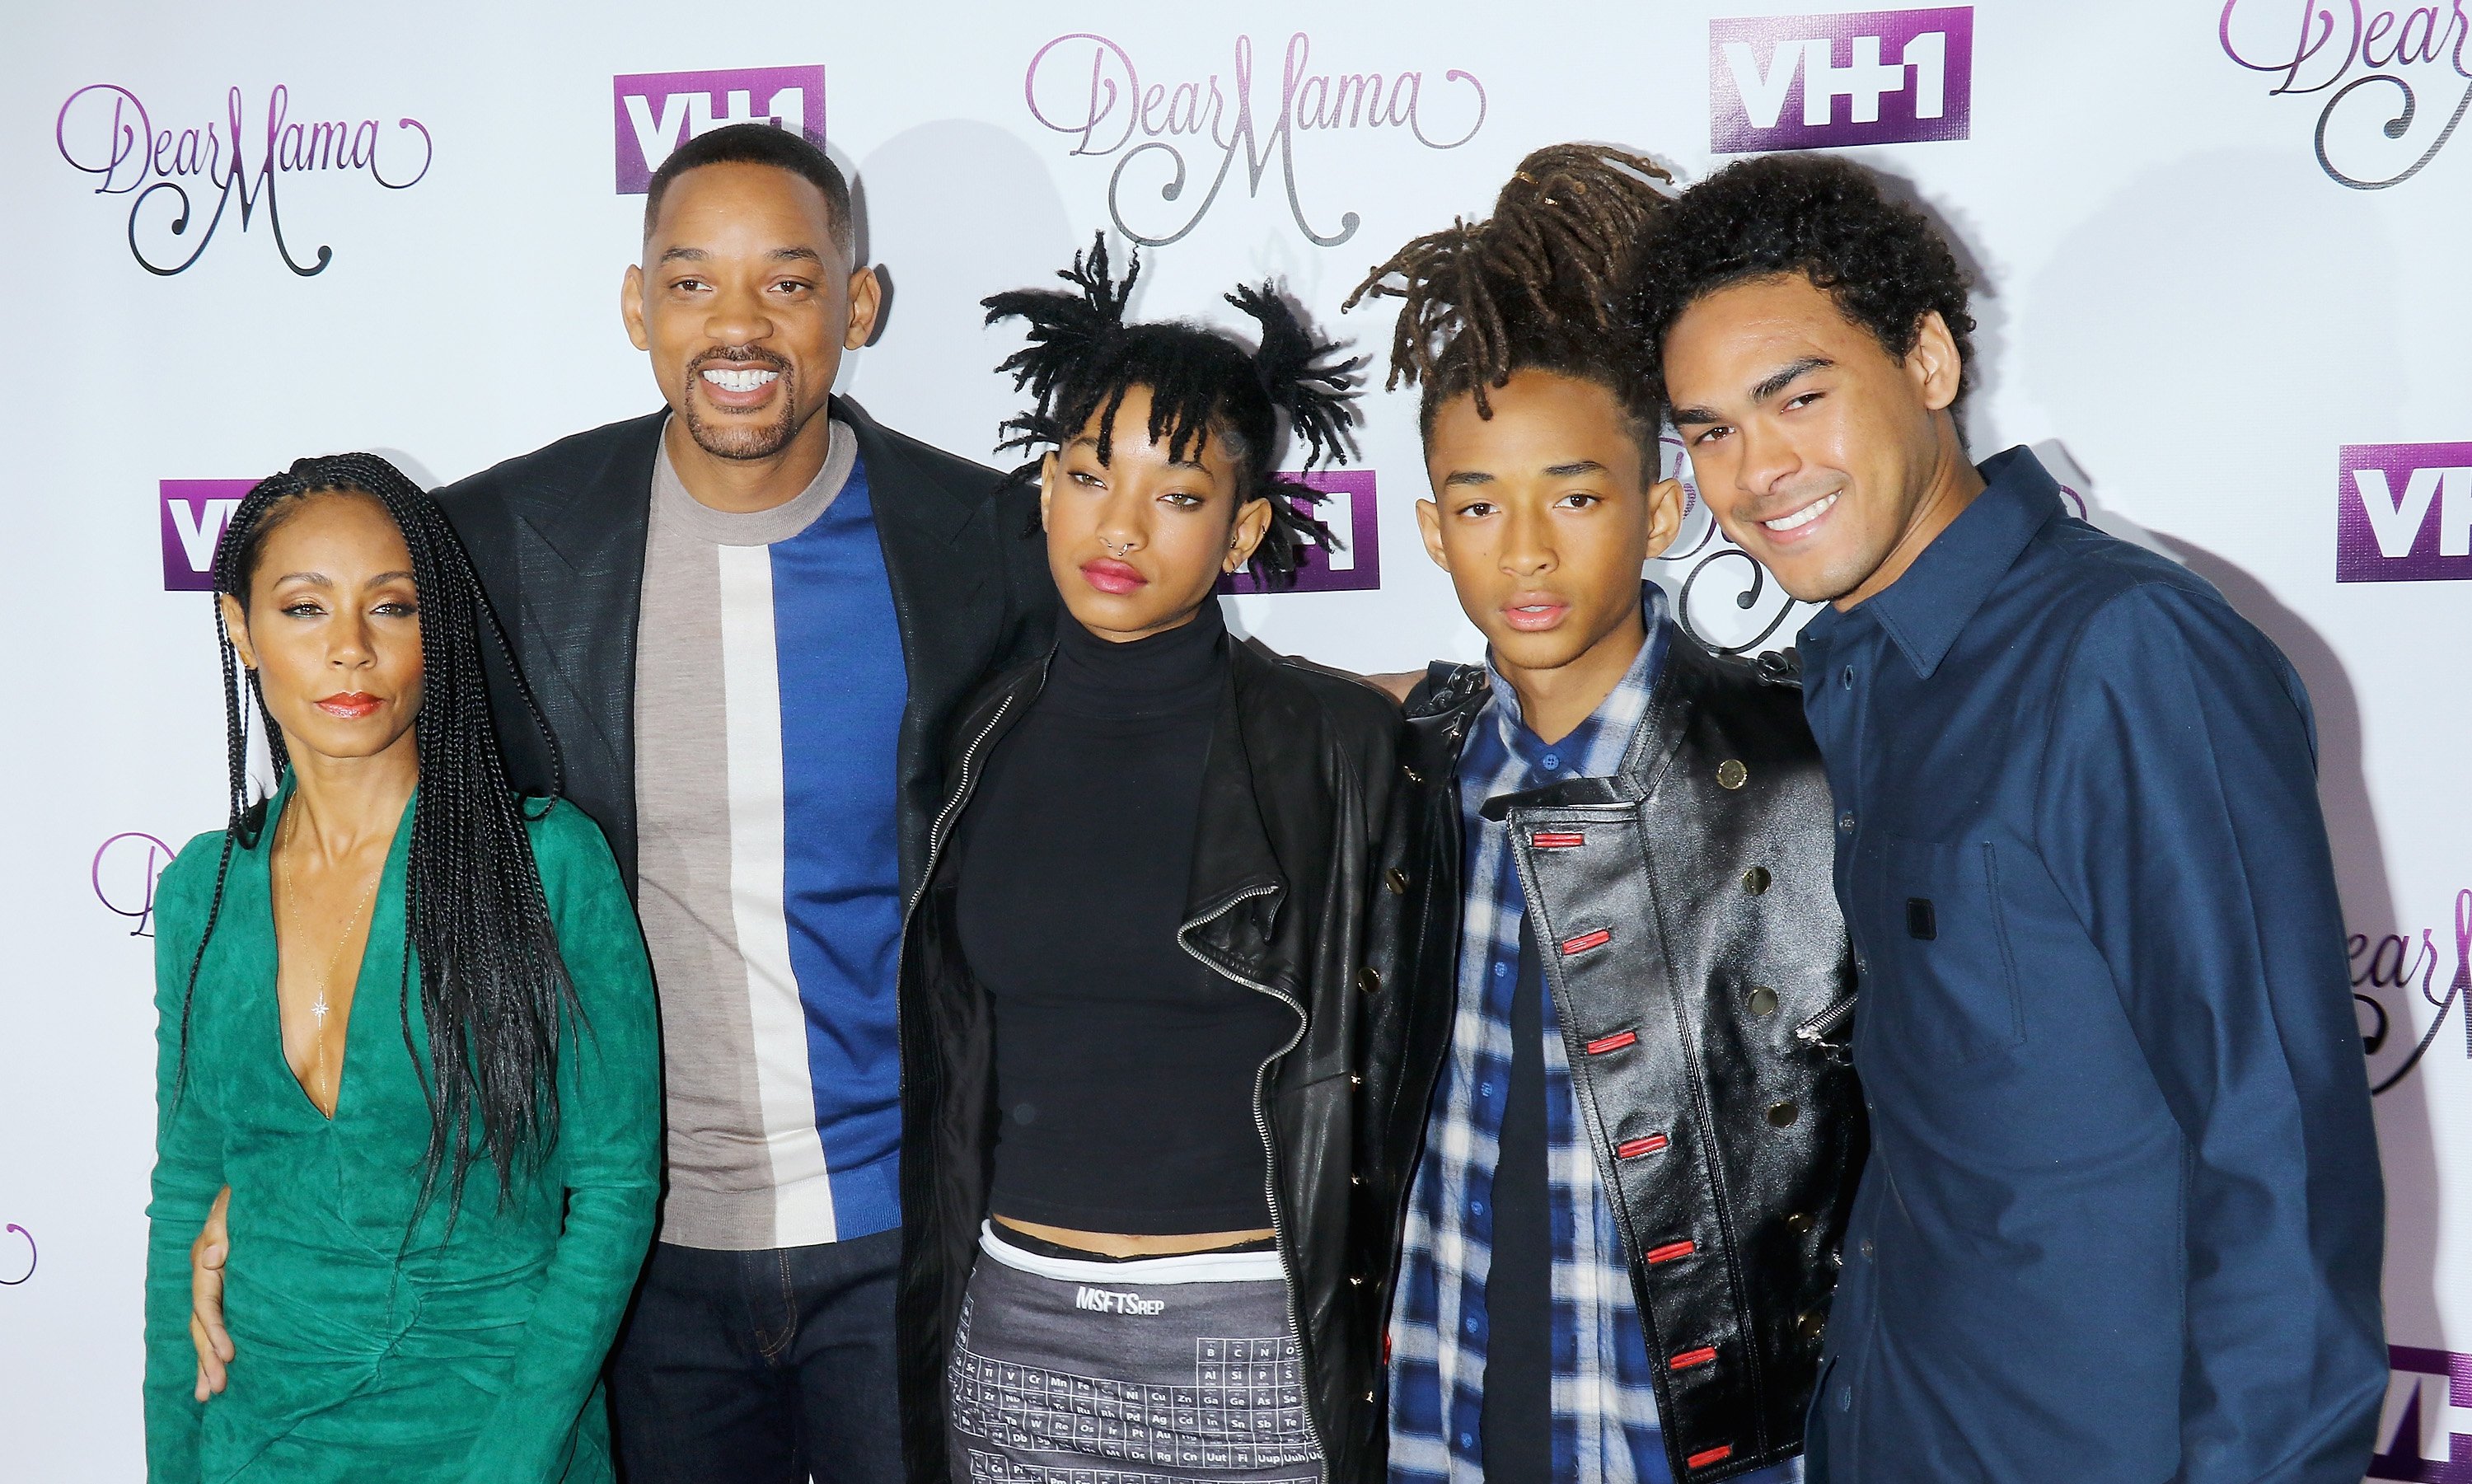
xmin=502 ymin=410 xmax=663 ymax=795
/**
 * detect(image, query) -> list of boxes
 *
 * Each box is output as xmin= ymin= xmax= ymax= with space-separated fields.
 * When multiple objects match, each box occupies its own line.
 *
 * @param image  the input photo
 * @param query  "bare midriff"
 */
xmin=994 ymin=1216 xmax=1276 ymax=1259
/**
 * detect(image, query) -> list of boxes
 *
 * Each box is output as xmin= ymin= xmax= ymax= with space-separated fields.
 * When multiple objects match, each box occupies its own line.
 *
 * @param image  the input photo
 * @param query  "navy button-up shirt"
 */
xmin=1795 ymin=447 xmax=2385 ymax=1482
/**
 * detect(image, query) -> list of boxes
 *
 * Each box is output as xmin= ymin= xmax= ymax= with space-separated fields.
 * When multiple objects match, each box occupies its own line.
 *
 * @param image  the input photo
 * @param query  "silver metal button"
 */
xmin=1716 ymin=758 xmax=1749 ymax=790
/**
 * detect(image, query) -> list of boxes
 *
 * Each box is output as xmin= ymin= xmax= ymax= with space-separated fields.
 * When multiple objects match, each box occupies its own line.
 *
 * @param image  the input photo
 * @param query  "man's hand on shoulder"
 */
xmin=1364 ymin=672 xmax=1423 ymax=704
xmin=190 ymin=1186 xmax=232 ymax=1402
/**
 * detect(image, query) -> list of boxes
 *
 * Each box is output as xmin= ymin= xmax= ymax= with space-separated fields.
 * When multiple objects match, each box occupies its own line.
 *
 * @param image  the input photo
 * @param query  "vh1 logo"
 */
xmin=1709 ymin=6 xmax=1973 ymax=152
xmin=2338 ymin=442 xmax=2472 ymax=583
xmin=613 ymin=65 xmax=824 ymax=194
xmin=161 ymin=480 xmax=256 ymax=591
xmin=2372 ymin=1345 xmax=2472 ymax=1482
xmin=1219 ymin=469 xmax=1382 ymax=596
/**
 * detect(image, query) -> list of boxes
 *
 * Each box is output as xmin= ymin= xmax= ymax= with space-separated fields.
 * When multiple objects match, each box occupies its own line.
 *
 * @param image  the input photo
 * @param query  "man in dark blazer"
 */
xmin=188 ymin=122 xmax=1055 ymax=1484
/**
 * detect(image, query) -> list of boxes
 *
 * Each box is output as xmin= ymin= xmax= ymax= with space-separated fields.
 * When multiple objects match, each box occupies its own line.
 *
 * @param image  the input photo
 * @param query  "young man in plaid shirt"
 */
xmin=1352 ymin=146 xmax=1863 ymax=1484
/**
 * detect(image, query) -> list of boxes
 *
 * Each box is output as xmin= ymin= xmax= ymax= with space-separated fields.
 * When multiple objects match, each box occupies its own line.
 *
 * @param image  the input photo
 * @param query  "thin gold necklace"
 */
xmin=279 ymin=806 xmax=383 ymax=1033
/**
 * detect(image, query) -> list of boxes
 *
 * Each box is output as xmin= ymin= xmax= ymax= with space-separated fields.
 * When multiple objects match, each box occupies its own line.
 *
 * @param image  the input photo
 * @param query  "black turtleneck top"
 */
xmin=953 ymin=601 xmax=1290 ymax=1234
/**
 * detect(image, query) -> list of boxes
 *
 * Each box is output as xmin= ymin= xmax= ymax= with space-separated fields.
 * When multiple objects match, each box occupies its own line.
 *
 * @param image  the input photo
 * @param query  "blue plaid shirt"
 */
xmin=1388 ymin=589 xmax=1798 ymax=1484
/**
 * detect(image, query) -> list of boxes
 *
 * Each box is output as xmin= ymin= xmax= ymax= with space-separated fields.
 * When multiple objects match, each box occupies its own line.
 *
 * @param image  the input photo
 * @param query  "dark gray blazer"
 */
xmin=433 ymin=396 xmax=1058 ymax=896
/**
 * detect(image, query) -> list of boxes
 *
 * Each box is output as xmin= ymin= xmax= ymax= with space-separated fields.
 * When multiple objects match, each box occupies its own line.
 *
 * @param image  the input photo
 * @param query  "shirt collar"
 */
xmin=1802 ymin=444 xmax=2062 ymax=679
xmin=1482 ymin=583 xmax=1671 ymax=781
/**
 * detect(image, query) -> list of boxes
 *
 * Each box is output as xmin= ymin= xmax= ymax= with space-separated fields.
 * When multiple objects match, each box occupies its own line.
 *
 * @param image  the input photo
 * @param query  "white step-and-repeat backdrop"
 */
xmin=3 ymin=2 xmax=2465 ymax=1477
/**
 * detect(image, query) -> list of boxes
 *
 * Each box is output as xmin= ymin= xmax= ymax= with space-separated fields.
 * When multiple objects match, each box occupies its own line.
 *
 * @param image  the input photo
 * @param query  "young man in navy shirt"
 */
xmin=1641 ymin=152 xmax=2385 ymax=1483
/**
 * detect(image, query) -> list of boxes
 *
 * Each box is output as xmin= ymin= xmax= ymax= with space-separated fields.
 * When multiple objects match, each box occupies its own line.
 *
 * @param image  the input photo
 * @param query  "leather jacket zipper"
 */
xmin=904 ymin=694 xmax=1017 ymax=922
xmin=1794 ymin=989 xmax=1859 ymax=1048
xmin=1177 ymin=884 xmax=1327 ymax=1482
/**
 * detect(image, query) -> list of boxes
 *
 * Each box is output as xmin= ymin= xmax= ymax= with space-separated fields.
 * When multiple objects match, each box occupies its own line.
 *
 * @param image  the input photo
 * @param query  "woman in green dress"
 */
xmin=144 ymin=453 xmax=661 ymax=1482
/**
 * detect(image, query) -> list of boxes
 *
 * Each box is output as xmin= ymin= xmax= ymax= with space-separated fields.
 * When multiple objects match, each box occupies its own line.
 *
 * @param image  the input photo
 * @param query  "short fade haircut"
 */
xmin=1632 ymin=152 xmax=1975 ymax=415
xmin=642 ymin=121 xmax=855 ymax=261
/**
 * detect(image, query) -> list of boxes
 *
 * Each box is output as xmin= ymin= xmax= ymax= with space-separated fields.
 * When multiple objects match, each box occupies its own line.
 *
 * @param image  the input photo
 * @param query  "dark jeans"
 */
xmin=610 ymin=1230 xmax=904 ymax=1484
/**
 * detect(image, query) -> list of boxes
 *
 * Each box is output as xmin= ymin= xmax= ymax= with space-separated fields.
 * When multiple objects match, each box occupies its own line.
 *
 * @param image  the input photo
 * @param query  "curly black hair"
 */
xmin=984 ymin=236 xmax=1358 ymax=588
xmin=1632 ymin=152 xmax=1975 ymax=415
xmin=1344 ymin=143 xmax=1674 ymax=452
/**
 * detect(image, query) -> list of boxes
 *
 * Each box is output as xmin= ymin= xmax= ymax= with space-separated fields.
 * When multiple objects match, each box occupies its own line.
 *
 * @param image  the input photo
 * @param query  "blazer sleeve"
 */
xmin=460 ymin=806 xmax=662 ymax=1484
xmin=143 ymin=840 xmax=227 ymax=1483
xmin=2034 ymin=583 xmax=2387 ymax=1482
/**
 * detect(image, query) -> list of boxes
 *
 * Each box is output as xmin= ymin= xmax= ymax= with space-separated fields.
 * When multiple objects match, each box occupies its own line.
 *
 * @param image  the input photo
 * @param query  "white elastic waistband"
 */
xmin=977 ymin=1222 xmax=1286 ymax=1286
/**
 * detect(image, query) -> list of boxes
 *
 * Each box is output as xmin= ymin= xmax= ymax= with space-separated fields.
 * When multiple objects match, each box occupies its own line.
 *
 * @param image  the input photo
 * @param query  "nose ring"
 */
xmin=1103 ymin=538 xmax=1133 ymax=559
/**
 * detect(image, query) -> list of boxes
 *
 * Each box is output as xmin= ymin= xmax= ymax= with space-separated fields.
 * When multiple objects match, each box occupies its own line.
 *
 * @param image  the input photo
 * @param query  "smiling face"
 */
xmin=219 ymin=492 xmax=424 ymax=769
xmin=1418 ymin=370 xmax=1683 ymax=728
xmin=1662 ymin=272 xmax=1969 ymax=609
xmin=1040 ymin=386 xmax=1273 ymax=644
xmin=622 ymin=160 xmax=880 ymax=464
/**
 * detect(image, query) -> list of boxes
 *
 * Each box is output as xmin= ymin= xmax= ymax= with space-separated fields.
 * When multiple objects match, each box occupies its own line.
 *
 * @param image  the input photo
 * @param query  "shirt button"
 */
xmin=1838 ymin=1383 xmax=1853 ymax=1412
xmin=1861 ymin=1238 xmax=1875 ymax=1260
xmin=1838 ymin=811 xmax=1856 ymax=832
xmin=1494 ymin=962 xmax=1510 ymax=978
xmin=1541 ymin=753 xmax=1560 ymax=770
xmin=1471 ymin=1200 xmax=1485 ymax=1215
xmin=1840 ymin=666 xmax=1854 ymax=690
xmin=1478 ymin=1082 xmax=1494 ymax=1098
xmin=1459 ymin=1432 xmax=1476 ymax=1449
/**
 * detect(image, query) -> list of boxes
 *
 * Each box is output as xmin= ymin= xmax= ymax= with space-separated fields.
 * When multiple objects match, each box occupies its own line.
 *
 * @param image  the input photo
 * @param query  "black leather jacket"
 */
xmin=1363 ymin=634 xmax=1865 ymax=1482
xmin=896 ymin=633 xmax=1409 ymax=1484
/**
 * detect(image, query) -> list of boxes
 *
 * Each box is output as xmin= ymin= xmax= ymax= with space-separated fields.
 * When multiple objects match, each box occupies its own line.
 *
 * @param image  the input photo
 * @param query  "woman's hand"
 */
xmin=188 ymin=1186 xmax=232 ymax=1402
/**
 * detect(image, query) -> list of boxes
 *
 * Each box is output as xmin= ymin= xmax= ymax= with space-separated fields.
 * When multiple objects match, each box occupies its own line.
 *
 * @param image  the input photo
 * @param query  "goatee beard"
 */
xmin=680 ymin=351 xmax=800 ymax=461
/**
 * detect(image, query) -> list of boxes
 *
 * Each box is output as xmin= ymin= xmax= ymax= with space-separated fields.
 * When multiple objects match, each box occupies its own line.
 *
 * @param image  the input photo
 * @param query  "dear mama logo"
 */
xmin=2221 ymin=0 xmax=2470 ymax=190
xmin=1024 ymin=31 xmax=1485 ymax=247
xmin=55 ymin=83 xmax=431 ymax=275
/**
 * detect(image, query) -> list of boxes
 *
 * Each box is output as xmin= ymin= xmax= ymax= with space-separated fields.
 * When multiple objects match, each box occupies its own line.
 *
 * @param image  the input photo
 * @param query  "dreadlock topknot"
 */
xmin=1343 ymin=142 xmax=1674 ymax=433
xmin=983 ymin=234 xmax=1363 ymax=588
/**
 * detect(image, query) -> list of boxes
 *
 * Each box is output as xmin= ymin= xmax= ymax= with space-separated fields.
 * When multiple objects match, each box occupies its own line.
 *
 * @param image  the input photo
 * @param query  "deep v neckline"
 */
xmin=261 ymin=779 xmax=414 ymax=1123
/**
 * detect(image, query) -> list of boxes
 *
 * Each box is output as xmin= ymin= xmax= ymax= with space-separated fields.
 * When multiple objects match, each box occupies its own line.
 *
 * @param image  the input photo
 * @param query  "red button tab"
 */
xmin=1584 ymin=1030 xmax=1637 ymax=1055
xmin=1616 ymin=1134 xmax=1670 ymax=1159
xmin=1643 ymin=1239 xmax=1696 ymax=1265
xmin=1560 ymin=929 xmax=1612 ymax=956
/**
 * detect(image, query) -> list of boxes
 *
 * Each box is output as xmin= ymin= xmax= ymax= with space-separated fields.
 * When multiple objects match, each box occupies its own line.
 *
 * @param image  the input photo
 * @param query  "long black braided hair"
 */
xmin=184 ymin=452 xmax=574 ymax=1214
xmin=1342 ymin=142 xmax=1674 ymax=445
xmin=982 ymin=234 xmax=1361 ymax=588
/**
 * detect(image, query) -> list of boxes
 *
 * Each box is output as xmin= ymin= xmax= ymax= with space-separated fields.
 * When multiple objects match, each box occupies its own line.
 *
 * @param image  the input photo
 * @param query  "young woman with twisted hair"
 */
xmin=143 ymin=454 xmax=659 ymax=1482
xmin=1343 ymin=146 xmax=1861 ymax=1483
xmin=895 ymin=236 xmax=1420 ymax=1484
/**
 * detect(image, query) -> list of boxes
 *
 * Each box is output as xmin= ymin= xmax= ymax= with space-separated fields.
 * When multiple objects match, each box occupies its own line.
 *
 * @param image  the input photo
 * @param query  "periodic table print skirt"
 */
xmin=950 ymin=1223 xmax=1325 ymax=1484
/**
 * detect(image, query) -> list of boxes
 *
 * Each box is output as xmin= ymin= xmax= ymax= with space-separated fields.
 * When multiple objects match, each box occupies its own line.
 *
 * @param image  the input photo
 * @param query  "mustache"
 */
xmin=687 ymin=346 xmax=793 ymax=375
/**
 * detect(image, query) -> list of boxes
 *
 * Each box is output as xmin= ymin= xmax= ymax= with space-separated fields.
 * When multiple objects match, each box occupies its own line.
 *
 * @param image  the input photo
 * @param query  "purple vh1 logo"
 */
xmin=2375 ymin=1346 xmax=2472 ymax=1482
xmin=2338 ymin=442 xmax=2472 ymax=583
xmin=1709 ymin=6 xmax=1973 ymax=153
xmin=614 ymin=65 xmax=824 ymax=194
xmin=1220 ymin=469 xmax=1382 ymax=596
xmin=162 ymin=480 xmax=256 ymax=591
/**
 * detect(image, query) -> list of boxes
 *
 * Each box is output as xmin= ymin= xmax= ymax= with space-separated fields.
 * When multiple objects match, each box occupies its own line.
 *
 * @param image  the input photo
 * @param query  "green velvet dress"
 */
xmin=143 ymin=781 xmax=661 ymax=1483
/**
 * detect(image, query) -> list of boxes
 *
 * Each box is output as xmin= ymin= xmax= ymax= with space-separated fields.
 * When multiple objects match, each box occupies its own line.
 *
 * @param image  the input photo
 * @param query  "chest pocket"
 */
xmin=1868 ymin=836 xmax=2025 ymax=1067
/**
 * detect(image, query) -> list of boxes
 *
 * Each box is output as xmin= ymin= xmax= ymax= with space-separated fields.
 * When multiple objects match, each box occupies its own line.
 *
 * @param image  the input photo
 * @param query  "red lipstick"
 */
xmin=1079 ymin=558 xmax=1147 ymax=595
xmin=316 ymin=693 xmax=382 ymax=719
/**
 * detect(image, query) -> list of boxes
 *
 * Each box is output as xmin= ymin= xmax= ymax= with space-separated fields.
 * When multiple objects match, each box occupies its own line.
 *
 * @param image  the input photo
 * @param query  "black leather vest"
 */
xmin=1368 ymin=634 xmax=1866 ymax=1482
